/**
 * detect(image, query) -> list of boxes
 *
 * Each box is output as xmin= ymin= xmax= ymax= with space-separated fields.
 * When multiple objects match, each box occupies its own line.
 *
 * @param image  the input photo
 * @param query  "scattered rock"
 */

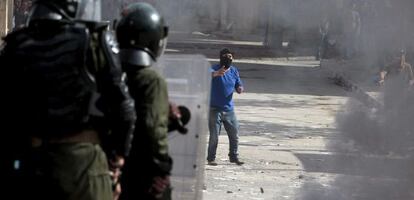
xmin=227 ymin=191 xmax=233 ymax=194
xmin=298 ymin=175 xmax=304 ymax=179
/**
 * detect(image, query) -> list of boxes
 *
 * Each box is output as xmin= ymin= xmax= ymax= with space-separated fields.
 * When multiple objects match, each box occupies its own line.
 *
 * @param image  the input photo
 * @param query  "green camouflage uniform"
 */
xmin=121 ymin=66 xmax=172 ymax=200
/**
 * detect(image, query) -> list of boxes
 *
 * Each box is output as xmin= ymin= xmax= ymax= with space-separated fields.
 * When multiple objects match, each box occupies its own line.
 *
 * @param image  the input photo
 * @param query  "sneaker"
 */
xmin=229 ymin=158 xmax=244 ymax=165
xmin=207 ymin=160 xmax=218 ymax=166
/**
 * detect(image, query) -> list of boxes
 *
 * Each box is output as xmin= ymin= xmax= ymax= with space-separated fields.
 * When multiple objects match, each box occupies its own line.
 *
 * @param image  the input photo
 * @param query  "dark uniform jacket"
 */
xmin=121 ymin=63 xmax=172 ymax=199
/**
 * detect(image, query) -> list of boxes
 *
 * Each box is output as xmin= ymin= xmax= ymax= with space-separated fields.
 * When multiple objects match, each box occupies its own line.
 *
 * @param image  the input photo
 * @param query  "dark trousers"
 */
xmin=9 ymin=143 xmax=113 ymax=200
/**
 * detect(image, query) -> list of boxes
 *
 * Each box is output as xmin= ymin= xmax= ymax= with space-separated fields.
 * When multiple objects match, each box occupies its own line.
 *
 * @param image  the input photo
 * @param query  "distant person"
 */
xmin=13 ymin=0 xmax=32 ymax=29
xmin=207 ymin=48 xmax=244 ymax=166
xmin=316 ymin=14 xmax=330 ymax=60
xmin=343 ymin=2 xmax=361 ymax=59
xmin=377 ymin=50 xmax=414 ymax=86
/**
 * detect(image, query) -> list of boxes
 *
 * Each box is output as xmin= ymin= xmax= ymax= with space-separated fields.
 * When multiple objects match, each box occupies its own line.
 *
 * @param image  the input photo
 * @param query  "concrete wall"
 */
xmin=117 ymin=0 xmax=266 ymax=32
xmin=265 ymin=0 xmax=344 ymax=48
xmin=226 ymin=0 xmax=267 ymax=32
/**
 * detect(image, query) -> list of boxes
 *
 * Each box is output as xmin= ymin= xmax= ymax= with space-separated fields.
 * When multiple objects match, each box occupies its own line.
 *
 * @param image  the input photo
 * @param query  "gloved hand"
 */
xmin=168 ymin=102 xmax=191 ymax=134
xmin=109 ymin=156 xmax=124 ymax=200
xmin=148 ymin=175 xmax=171 ymax=199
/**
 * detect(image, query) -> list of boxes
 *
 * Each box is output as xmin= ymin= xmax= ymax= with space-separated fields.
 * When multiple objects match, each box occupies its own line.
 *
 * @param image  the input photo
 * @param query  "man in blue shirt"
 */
xmin=207 ymin=48 xmax=244 ymax=166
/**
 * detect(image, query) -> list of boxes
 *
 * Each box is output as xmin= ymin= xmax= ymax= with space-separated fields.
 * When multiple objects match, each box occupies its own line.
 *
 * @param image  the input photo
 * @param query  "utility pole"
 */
xmin=0 ymin=0 xmax=14 ymax=39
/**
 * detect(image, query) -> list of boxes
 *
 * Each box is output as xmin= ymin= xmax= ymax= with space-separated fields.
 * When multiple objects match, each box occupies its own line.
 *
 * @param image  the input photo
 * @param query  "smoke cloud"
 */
xmin=297 ymin=74 xmax=414 ymax=200
xmin=292 ymin=1 xmax=414 ymax=198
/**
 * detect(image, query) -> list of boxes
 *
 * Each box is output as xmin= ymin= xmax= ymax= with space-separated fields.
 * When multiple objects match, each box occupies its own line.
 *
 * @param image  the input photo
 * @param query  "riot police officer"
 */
xmin=0 ymin=0 xmax=136 ymax=199
xmin=116 ymin=3 xmax=172 ymax=200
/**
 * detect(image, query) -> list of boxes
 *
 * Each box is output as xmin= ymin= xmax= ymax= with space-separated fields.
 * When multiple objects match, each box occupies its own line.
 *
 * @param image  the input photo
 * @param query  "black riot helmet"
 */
xmin=116 ymin=3 xmax=169 ymax=62
xmin=28 ymin=0 xmax=101 ymax=22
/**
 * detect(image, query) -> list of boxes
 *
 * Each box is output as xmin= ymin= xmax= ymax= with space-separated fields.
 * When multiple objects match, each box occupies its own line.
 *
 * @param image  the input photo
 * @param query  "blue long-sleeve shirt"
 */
xmin=210 ymin=64 xmax=243 ymax=111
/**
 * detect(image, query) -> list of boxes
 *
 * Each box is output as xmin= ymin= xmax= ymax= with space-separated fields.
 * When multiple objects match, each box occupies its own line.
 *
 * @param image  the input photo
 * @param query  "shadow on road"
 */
xmin=238 ymin=120 xmax=335 ymax=139
xmin=295 ymin=153 xmax=414 ymax=179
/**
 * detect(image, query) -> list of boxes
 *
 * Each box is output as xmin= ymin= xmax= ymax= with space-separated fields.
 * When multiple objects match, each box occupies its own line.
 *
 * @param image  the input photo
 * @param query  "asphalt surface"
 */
xmin=168 ymin=32 xmax=414 ymax=200
xmin=167 ymin=32 xmax=348 ymax=199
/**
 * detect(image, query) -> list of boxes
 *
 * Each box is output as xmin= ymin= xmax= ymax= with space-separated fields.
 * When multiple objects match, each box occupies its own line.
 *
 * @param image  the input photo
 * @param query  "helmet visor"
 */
xmin=156 ymin=26 xmax=169 ymax=58
xmin=157 ymin=37 xmax=168 ymax=59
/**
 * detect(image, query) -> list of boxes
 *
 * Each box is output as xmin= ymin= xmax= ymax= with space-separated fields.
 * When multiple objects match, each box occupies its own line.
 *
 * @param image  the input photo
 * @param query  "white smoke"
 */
xmin=297 ymin=72 xmax=414 ymax=200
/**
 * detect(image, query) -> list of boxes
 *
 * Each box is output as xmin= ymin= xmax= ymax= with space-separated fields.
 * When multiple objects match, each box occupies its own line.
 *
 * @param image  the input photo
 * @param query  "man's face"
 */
xmin=15 ymin=0 xmax=22 ymax=7
xmin=221 ymin=53 xmax=233 ymax=69
xmin=222 ymin=53 xmax=233 ymax=61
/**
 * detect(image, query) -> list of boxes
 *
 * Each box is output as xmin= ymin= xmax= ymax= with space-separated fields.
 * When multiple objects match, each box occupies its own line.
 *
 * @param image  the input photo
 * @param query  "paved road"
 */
xmin=167 ymin=33 xmax=349 ymax=200
xmin=201 ymin=56 xmax=349 ymax=200
xmin=168 ymin=32 xmax=414 ymax=200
